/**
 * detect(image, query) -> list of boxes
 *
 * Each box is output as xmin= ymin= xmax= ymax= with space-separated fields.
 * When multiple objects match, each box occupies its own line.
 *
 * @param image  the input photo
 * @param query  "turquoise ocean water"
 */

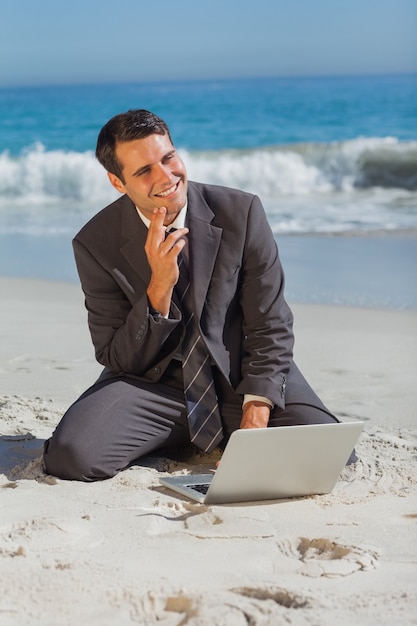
xmin=1 ymin=74 xmax=416 ymax=308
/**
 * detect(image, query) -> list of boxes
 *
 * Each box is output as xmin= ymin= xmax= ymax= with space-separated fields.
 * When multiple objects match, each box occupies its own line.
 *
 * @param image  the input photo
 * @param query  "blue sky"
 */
xmin=1 ymin=0 xmax=416 ymax=86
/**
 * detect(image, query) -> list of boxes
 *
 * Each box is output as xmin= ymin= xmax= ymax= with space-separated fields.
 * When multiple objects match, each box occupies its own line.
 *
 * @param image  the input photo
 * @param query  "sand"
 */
xmin=1 ymin=276 xmax=416 ymax=625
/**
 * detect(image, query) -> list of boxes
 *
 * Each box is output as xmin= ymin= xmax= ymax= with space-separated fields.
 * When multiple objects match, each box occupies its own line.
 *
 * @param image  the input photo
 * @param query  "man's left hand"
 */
xmin=240 ymin=400 xmax=271 ymax=429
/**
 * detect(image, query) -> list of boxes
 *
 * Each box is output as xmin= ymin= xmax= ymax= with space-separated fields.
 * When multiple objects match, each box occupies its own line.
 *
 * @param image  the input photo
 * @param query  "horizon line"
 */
xmin=1 ymin=70 xmax=416 ymax=91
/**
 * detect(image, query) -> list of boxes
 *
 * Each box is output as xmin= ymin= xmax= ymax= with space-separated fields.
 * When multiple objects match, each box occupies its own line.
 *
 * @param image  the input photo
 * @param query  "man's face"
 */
xmin=108 ymin=133 xmax=188 ymax=226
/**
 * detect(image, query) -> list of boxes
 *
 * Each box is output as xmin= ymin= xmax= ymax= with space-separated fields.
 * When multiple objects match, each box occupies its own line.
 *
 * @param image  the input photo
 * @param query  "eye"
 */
xmin=135 ymin=166 xmax=150 ymax=177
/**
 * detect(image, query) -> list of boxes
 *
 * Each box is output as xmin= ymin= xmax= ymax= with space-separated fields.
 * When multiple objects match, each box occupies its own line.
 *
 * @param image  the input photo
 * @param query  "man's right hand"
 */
xmin=145 ymin=206 xmax=188 ymax=316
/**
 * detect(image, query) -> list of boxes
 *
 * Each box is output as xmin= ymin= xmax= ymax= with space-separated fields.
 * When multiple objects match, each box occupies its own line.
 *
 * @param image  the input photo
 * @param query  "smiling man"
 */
xmin=43 ymin=109 xmax=355 ymax=481
xmin=108 ymin=134 xmax=188 ymax=224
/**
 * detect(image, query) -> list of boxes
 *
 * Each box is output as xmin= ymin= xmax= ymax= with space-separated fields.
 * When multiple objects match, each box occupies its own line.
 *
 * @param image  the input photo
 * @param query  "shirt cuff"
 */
xmin=242 ymin=394 xmax=274 ymax=409
xmin=148 ymin=306 xmax=169 ymax=320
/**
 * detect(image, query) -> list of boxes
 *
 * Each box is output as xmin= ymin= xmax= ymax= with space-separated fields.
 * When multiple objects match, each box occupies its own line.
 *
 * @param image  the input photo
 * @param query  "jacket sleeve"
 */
xmin=234 ymin=195 xmax=294 ymax=409
xmin=73 ymin=238 xmax=183 ymax=376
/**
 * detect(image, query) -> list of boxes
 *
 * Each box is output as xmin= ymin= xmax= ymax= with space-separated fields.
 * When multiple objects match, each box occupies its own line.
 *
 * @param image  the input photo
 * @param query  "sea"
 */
xmin=1 ymin=74 xmax=416 ymax=309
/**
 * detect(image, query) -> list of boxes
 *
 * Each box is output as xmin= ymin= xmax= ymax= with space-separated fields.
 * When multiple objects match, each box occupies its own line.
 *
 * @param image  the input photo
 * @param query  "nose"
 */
xmin=155 ymin=163 xmax=174 ymax=183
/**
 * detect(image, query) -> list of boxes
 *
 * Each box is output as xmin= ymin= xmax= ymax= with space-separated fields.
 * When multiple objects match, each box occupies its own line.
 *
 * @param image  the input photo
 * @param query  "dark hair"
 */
xmin=95 ymin=109 xmax=172 ymax=182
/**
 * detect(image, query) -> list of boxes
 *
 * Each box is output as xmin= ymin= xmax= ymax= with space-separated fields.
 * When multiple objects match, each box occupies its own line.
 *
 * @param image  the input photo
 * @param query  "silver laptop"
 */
xmin=159 ymin=422 xmax=363 ymax=504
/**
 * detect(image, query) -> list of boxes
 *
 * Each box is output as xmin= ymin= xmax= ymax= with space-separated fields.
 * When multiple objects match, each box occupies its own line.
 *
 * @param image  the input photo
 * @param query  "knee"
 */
xmin=43 ymin=432 xmax=112 ymax=482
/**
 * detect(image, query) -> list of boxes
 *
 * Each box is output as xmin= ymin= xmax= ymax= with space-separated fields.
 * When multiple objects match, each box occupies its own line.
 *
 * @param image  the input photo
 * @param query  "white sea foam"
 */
xmin=184 ymin=137 xmax=417 ymax=195
xmin=0 ymin=138 xmax=416 ymax=235
xmin=0 ymin=143 xmax=115 ymax=205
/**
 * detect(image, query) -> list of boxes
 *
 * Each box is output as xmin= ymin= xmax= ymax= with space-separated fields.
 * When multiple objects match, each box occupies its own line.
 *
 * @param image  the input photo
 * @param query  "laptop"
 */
xmin=159 ymin=421 xmax=363 ymax=504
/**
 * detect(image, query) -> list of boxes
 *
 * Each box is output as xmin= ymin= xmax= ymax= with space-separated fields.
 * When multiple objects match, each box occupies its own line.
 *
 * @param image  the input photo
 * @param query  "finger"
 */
xmin=164 ymin=227 xmax=189 ymax=252
xmin=148 ymin=207 xmax=167 ymax=245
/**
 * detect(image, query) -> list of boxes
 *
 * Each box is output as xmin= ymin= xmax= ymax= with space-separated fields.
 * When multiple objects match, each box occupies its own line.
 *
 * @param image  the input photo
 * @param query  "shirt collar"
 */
xmin=136 ymin=203 xmax=188 ymax=232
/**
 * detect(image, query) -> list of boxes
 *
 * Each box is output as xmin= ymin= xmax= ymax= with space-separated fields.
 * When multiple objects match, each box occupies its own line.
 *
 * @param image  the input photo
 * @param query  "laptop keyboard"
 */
xmin=190 ymin=483 xmax=210 ymax=495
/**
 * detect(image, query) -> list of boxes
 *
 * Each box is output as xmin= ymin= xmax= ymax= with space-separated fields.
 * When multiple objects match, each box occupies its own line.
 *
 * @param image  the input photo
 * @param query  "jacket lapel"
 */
xmin=119 ymin=196 xmax=151 ymax=285
xmin=187 ymin=183 xmax=222 ymax=320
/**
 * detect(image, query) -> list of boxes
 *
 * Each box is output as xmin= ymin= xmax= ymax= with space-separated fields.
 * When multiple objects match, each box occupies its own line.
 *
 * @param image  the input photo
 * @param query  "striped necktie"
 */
xmin=175 ymin=250 xmax=224 ymax=453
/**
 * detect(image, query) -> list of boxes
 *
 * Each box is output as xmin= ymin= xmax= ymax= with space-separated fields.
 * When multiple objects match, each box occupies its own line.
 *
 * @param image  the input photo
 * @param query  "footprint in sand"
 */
xmin=113 ymin=585 xmax=317 ymax=625
xmin=276 ymin=536 xmax=380 ymax=577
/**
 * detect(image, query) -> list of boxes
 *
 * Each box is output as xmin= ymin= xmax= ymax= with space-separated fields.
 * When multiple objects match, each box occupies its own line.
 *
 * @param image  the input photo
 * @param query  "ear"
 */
xmin=108 ymin=172 xmax=126 ymax=194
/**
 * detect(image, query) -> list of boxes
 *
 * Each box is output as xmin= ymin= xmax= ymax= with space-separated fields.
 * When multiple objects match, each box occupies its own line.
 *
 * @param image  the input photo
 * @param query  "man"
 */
xmin=44 ymin=109 xmax=354 ymax=481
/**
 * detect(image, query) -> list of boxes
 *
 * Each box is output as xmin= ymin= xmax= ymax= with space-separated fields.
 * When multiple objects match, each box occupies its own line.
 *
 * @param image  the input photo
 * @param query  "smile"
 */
xmin=155 ymin=182 xmax=179 ymax=198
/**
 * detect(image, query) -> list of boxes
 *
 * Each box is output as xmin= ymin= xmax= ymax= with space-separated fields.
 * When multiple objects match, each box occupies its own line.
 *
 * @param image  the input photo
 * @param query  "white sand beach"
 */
xmin=1 ymin=276 xmax=417 ymax=625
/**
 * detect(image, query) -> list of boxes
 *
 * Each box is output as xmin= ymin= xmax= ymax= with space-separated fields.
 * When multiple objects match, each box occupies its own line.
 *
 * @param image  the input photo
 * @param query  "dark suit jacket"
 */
xmin=73 ymin=181 xmax=294 ymax=409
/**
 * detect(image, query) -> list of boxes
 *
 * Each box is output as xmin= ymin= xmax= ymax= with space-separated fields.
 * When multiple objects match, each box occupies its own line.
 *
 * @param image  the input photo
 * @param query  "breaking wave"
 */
xmin=0 ymin=137 xmax=416 ymax=235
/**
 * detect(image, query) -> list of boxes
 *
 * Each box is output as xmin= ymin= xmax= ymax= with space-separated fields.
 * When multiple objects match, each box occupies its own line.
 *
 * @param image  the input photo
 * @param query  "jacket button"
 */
xmin=153 ymin=366 xmax=161 ymax=375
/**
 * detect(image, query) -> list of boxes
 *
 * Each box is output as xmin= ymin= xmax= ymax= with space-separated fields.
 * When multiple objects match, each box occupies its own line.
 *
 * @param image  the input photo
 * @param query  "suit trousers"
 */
xmin=43 ymin=360 xmax=351 ymax=481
